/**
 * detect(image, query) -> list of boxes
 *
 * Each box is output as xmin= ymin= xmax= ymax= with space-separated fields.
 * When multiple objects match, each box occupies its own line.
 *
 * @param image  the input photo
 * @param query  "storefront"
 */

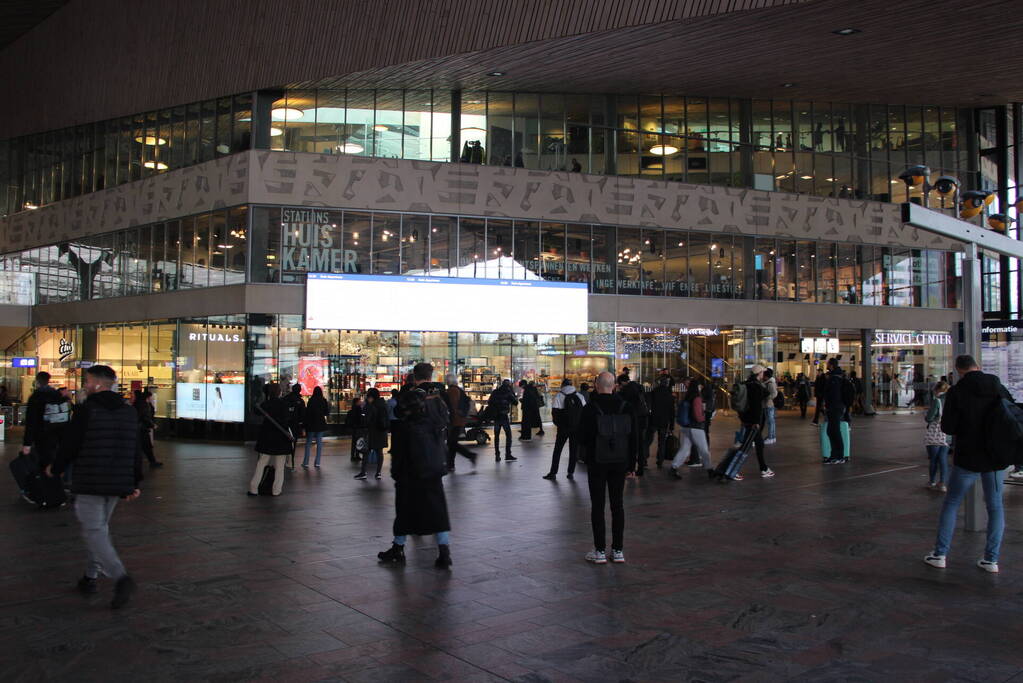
xmin=869 ymin=330 xmax=954 ymax=410
xmin=981 ymin=320 xmax=1023 ymax=398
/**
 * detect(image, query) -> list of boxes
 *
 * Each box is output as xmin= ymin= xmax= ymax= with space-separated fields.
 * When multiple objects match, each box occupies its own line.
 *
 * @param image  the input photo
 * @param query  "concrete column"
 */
xmin=449 ymin=90 xmax=461 ymax=164
xmin=961 ymin=242 xmax=985 ymax=532
xmin=860 ymin=328 xmax=876 ymax=415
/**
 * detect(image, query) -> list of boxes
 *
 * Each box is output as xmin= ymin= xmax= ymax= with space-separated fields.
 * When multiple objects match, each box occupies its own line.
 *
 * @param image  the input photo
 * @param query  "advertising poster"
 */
xmin=298 ymin=357 xmax=328 ymax=396
xmin=175 ymin=382 xmax=245 ymax=422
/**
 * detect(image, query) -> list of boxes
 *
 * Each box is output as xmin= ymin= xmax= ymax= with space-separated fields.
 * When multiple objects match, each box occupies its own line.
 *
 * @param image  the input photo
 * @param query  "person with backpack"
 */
xmin=579 ymin=371 xmax=632 ymax=564
xmin=670 ymin=380 xmax=712 ymax=478
xmin=762 ymin=368 xmax=779 ymax=445
xmin=648 ymin=375 xmax=676 ymax=468
xmin=815 ymin=358 xmax=854 ymax=465
xmin=355 ymin=388 xmax=390 ymax=480
xmin=924 ymin=355 xmax=1014 ymax=574
xmin=924 ymin=380 xmax=950 ymax=492
xmin=616 ymin=373 xmax=650 ymax=477
xmin=46 ymin=365 xmax=142 ymax=609
xmin=22 ymin=371 xmax=72 ymax=471
xmin=345 ymin=397 xmax=366 ymax=462
xmin=248 ymin=383 xmax=294 ymax=496
xmin=301 ymin=386 xmax=330 ymax=469
xmin=377 ymin=363 xmax=454 ymax=569
xmin=795 ymin=373 xmax=812 ymax=419
xmin=486 ymin=379 xmax=518 ymax=462
xmin=445 ymin=374 xmax=478 ymax=472
xmin=728 ymin=365 xmax=774 ymax=479
xmin=544 ymin=379 xmax=585 ymax=480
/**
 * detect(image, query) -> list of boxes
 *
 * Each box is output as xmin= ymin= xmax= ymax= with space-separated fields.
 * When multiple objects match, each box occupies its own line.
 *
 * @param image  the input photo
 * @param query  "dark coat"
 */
xmin=390 ymin=384 xmax=450 ymax=536
xmin=134 ymin=398 xmax=155 ymax=430
xmin=486 ymin=384 xmax=518 ymax=417
xmin=53 ymin=391 xmax=141 ymax=497
xmin=23 ymin=385 xmax=70 ymax=455
xmin=941 ymin=370 xmax=1013 ymax=472
xmin=520 ymin=385 xmax=542 ymax=428
xmin=649 ymin=384 xmax=675 ymax=429
xmin=284 ymin=390 xmax=305 ymax=431
xmin=738 ymin=377 xmax=767 ymax=426
xmin=303 ymin=395 xmax=330 ymax=433
xmin=365 ymin=399 xmax=390 ymax=451
xmin=255 ymin=398 xmax=294 ymax=455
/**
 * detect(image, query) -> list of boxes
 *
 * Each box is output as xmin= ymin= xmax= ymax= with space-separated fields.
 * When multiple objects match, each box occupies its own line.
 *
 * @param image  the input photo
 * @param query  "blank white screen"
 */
xmin=305 ymin=273 xmax=588 ymax=334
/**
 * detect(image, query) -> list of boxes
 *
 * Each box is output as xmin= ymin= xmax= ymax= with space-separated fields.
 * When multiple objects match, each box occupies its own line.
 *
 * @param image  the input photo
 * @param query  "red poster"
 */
xmin=298 ymin=358 xmax=328 ymax=396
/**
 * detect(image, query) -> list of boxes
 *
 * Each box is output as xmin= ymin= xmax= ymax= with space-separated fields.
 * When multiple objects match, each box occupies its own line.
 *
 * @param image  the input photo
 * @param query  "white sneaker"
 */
xmin=585 ymin=549 xmax=607 ymax=564
xmin=611 ymin=549 xmax=625 ymax=563
xmin=761 ymin=469 xmax=775 ymax=478
xmin=1009 ymin=469 xmax=1023 ymax=480
xmin=764 ymin=438 xmax=777 ymax=445
xmin=923 ymin=554 xmax=946 ymax=569
xmin=977 ymin=559 xmax=999 ymax=573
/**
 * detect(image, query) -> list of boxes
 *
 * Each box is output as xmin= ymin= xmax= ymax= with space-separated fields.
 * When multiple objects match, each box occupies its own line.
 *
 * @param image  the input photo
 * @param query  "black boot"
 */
xmin=77 ymin=575 xmax=98 ymax=595
xmin=111 ymin=575 xmax=136 ymax=609
xmin=435 ymin=544 xmax=452 ymax=569
xmin=377 ymin=543 xmax=406 ymax=564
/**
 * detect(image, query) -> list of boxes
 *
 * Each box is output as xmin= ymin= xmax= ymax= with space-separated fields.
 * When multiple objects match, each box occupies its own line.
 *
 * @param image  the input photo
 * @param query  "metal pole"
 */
xmin=961 ymin=242 xmax=985 ymax=531
xmin=860 ymin=329 xmax=876 ymax=415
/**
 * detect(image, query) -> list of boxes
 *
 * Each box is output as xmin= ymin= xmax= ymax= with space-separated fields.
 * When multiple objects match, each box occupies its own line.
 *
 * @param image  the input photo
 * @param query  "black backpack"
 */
xmin=984 ymin=397 xmax=1023 ymax=468
xmin=562 ymin=392 xmax=583 ymax=431
xmin=404 ymin=392 xmax=450 ymax=479
xmin=592 ymin=399 xmax=632 ymax=464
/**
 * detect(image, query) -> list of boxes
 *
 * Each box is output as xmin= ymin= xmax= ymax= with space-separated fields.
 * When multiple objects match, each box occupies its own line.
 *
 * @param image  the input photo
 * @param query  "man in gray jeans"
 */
xmin=47 ymin=365 xmax=142 ymax=609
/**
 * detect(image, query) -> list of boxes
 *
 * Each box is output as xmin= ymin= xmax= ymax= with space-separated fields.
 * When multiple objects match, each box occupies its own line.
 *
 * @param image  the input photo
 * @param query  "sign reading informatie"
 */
xmin=305 ymin=273 xmax=588 ymax=334
xmin=873 ymin=331 xmax=953 ymax=346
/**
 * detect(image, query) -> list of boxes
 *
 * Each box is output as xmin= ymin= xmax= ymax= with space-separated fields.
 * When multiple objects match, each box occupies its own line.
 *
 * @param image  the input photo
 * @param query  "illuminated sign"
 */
xmin=873 ymin=332 xmax=953 ymax=347
xmin=801 ymin=337 xmax=839 ymax=354
xmin=58 ymin=338 xmax=74 ymax=361
xmin=11 ymin=357 xmax=37 ymax=368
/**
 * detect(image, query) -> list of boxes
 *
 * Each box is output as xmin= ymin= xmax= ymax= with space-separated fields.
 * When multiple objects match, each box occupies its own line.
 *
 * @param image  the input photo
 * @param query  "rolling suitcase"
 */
xmin=10 ymin=453 xmax=35 ymax=493
xmin=819 ymin=420 xmax=851 ymax=461
xmin=25 ymin=475 xmax=67 ymax=509
xmin=715 ymin=427 xmax=755 ymax=481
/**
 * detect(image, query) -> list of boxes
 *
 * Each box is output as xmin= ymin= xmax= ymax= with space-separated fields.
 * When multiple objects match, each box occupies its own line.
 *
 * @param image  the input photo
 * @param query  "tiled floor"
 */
xmin=1 ymin=412 xmax=1021 ymax=682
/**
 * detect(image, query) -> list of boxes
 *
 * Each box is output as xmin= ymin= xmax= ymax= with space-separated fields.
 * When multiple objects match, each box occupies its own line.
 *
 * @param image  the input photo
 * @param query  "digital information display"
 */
xmin=11 ymin=357 xmax=37 ymax=368
xmin=306 ymin=273 xmax=588 ymax=334
xmin=175 ymin=383 xmax=245 ymax=422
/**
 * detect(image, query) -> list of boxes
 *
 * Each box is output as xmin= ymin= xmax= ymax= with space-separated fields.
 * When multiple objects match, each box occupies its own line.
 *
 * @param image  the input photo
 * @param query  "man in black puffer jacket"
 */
xmin=48 ymin=365 xmax=142 ymax=609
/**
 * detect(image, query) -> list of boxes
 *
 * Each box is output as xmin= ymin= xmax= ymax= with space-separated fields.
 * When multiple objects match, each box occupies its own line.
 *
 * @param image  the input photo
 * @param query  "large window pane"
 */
xmin=754 ymin=238 xmax=777 ymax=300
xmin=457 ymin=217 xmax=486 ymax=278
xmin=796 ymin=241 xmax=817 ymax=302
xmin=710 ymin=235 xmax=734 ymax=299
xmin=817 ymin=242 xmax=837 ymax=303
xmin=194 ymin=212 xmax=211 ymax=288
xmin=209 ymin=210 xmax=227 ymax=287
xmin=402 ymin=90 xmax=434 ymax=162
xmin=591 ymin=224 xmax=616 ymax=294
xmin=838 ymin=244 xmax=859 ymax=303
xmin=513 ymin=219 xmax=539 ymax=279
xmin=664 ymin=230 xmax=689 ymax=297
xmin=372 ymin=212 xmax=401 ymax=275
xmin=616 ymin=226 xmax=643 ymax=295
xmin=488 ymin=219 xmax=513 ymax=275
xmin=486 ymin=91 xmax=515 ymax=166
xmin=540 ymin=222 xmax=566 ymax=281
xmin=428 ymin=215 xmax=455 ymax=276
xmin=566 ymin=223 xmax=591 ymax=287
xmin=343 ymin=211 xmax=371 ymax=274
xmin=688 ymin=232 xmax=711 ymax=298
xmin=226 ymin=206 xmax=247 ymax=284
xmin=400 ymin=213 xmax=429 ymax=275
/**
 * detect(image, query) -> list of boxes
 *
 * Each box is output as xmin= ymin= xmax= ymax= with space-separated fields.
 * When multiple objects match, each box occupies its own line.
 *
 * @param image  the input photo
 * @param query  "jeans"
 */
xmin=764 ymin=406 xmax=776 ymax=440
xmin=249 ymin=453 xmax=287 ymax=495
xmin=587 ymin=462 xmax=627 ymax=552
xmin=926 ymin=444 xmax=949 ymax=484
xmin=394 ymin=531 xmax=449 ymax=546
xmin=933 ymin=465 xmax=1006 ymax=563
xmin=549 ymin=427 xmax=578 ymax=475
xmin=671 ymin=427 xmax=711 ymax=469
xmin=302 ymin=431 xmax=325 ymax=466
xmin=74 ymin=494 xmax=127 ymax=580
xmin=493 ymin=415 xmax=512 ymax=455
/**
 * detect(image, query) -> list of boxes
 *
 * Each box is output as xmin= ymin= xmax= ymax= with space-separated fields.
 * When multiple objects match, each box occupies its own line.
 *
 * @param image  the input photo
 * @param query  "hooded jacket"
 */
xmin=23 ymin=385 xmax=71 ymax=453
xmin=551 ymin=385 xmax=585 ymax=428
xmin=648 ymin=382 xmax=676 ymax=429
xmin=940 ymin=370 xmax=1013 ymax=472
xmin=54 ymin=391 xmax=141 ymax=496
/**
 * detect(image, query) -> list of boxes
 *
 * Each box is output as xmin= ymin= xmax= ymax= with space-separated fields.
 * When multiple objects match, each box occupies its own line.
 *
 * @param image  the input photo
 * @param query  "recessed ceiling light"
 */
xmin=373 ymin=124 xmax=389 ymax=132
xmin=487 ymin=71 xmax=505 ymax=77
xmin=271 ymin=108 xmax=304 ymax=121
xmin=337 ymin=142 xmax=364 ymax=154
xmin=135 ymin=135 xmax=167 ymax=146
xmin=800 ymin=175 xmax=813 ymax=180
xmin=143 ymin=161 xmax=169 ymax=170
xmin=649 ymin=145 xmax=679 ymax=156
xmin=782 ymin=83 xmax=796 ymax=88
xmin=466 ymin=100 xmax=483 ymax=104
xmin=832 ymin=28 xmax=861 ymax=35
xmin=270 ymin=127 xmax=284 ymax=137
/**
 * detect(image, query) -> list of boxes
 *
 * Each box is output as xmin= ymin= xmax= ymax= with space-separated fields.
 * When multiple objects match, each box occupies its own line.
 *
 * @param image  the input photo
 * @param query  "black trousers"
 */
xmin=741 ymin=422 xmax=768 ymax=471
xmin=140 ymin=428 xmax=157 ymax=464
xmin=549 ymin=427 xmax=578 ymax=475
xmin=655 ymin=426 xmax=671 ymax=463
xmin=493 ymin=415 xmax=512 ymax=455
xmin=826 ymin=413 xmax=845 ymax=459
xmin=798 ymin=399 xmax=808 ymax=418
xmin=587 ymin=462 xmax=627 ymax=551
xmin=447 ymin=425 xmax=476 ymax=468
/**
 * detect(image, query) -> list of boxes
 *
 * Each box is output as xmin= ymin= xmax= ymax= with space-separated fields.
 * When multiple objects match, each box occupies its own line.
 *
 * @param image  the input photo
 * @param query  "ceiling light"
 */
xmin=337 ymin=143 xmax=364 ymax=154
xmin=373 ymin=124 xmax=389 ymax=132
xmin=24 ymin=202 xmax=39 ymax=210
xmin=461 ymin=126 xmax=486 ymax=134
xmin=466 ymin=100 xmax=483 ymax=105
xmin=649 ymin=145 xmax=679 ymax=156
xmin=782 ymin=83 xmax=796 ymax=88
xmin=135 ymin=135 xmax=167 ymax=146
xmin=271 ymin=108 xmax=304 ymax=121
xmin=825 ymin=177 xmax=836 ymax=182
xmin=143 ymin=161 xmax=169 ymax=170
xmin=832 ymin=28 xmax=861 ymax=35
xmin=800 ymin=175 xmax=813 ymax=180
xmin=270 ymin=127 xmax=284 ymax=137
xmin=487 ymin=71 xmax=505 ymax=77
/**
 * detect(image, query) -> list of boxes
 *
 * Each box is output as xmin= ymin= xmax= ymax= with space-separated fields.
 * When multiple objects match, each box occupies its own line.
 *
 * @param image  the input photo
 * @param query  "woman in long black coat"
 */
xmin=355 ymin=388 xmax=389 ymax=479
xmin=377 ymin=377 xmax=452 ymax=568
xmin=248 ymin=383 xmax=294 ymax=496
xmin=518 ymin=380 xmax=544 ymax=440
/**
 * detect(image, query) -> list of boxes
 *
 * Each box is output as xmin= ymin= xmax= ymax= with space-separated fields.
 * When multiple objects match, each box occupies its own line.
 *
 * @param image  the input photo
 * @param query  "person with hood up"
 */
xmin=22 ymin=371 xmax=72 ymax=470
xmin=544 ymin=379 xmax=586 ymax=480
xmin=518 ymin=380 xmax=544 ymax=440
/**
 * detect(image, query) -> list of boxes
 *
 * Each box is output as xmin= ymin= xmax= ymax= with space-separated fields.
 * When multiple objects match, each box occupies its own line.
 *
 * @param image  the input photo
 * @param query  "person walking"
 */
xmin=377 ymin=363 xmax=454 ymax=568
xmin=579 ymin=371 xmax=631 ymax=564
xmin=924 ymin=355 xmax=1012 ymax=573
xmin=301 ymin=386 xmax=330 ymax=468
xmin=445 ymin=375 xmax=478 ymax=471
xmin=355 ymin=388 xmax=389 ymax=480
xmin=849 ymin=370 xmax=865 ymax=415
xmin=132 ymin=390 xmax=162 ymax=468
xmin=924 ymin=380 xmax=950 ymax=491
xmin=487 ymin=379 xmax=518 ymax=461
xmin=648 ymin=375 xmax=675 ymax=469
xmin=671 ymin=380 xmax=713 ymax=477
xmin=519 ymin=380 xmax=543 ymax=440
xmin=46 ymin=365 xmax=142 ymax=609
xmin=386 ymin=388 xmax=400 ymax=452
xmin=544 ymin=379 xmax=585 ymax=480
xmin=616 ymin=373 xmax=651 ymax=477
xmin=22 ymin=371 xmax=72 ymax=471
xmin=816 ymin=358 xmax=853 ymax=465
xmin=736 ymin=365 xmax=774 ymax=478
xmin=283 ymin=383 xmax=305 ymax=468
xmin=762 ymin=368 xmax=778 ymax=445
xmin=248 ymin=383 xmax=294 ymax=496
xmin=345 ymin=397 xmax=366 ymax=462
xmin=795 ymin=373 xmax=812 ymax=419
xmin=578 ymin=382 xmax=591 ymax=404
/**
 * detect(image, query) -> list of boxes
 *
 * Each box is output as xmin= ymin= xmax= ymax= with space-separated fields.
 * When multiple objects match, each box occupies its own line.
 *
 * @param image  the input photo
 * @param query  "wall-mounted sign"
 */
xmin=11 ymin=357 xmax=37 ymax=368
xmin=801 ymin=337 xmax=839 ymax=354
xmin=616 ymin=325 xmax=720 ymax=336
xmin=58 ymin=338 xmax=74 ymax=361
xmin=981 ymin=321 xmax=1021 ymax=335
xmin=678 ymin=327 xmax=721 ymax=336
xmin=281 ymin=208 xmax=358 ymax=273
xmin=873 ymin=331 xmax=953 ymax=347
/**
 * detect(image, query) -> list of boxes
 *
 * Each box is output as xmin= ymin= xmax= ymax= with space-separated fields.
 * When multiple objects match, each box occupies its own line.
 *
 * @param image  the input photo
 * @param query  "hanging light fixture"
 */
xmin=134 ymin=135 xmax=167 ymax=146
xmin=649 ymin=144 xmax=679 ymax=156
xmin=373 ymin=124 xmax=389 ymax=132
xmin=270 ymin=127 xmax=284 ymax=137
xmin=271 ymin=108 xmax=305 ymax=121
xmin=336 ymin=142 xmax=364 ymax=154
xmin=143 ymin=161 xmax=169 ymax=170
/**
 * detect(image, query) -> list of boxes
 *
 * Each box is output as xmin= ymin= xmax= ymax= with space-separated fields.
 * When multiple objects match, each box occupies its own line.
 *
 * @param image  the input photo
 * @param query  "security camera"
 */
xmin=898 ymin=165 xmax=930 ymax=187
xmin=988 ymin=213 xmax=1014 ymax=233
xmin=932 ymin=175 xmax=959 ymax=196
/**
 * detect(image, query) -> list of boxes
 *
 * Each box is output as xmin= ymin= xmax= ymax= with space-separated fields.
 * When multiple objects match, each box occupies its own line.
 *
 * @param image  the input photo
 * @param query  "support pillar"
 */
xmin=962 ymin=242 xmax=985 ymax=531
xmin=860 ymin=329 xmax=876 ymax=415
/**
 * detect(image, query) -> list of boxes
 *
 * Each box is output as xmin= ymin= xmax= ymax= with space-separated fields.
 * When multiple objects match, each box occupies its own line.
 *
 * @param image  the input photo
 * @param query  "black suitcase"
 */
xmin=257 ymin=466 xmax=275 ymax=495
xmin=10 ymin=453 xmax=36 ymax=492
xmin=25 ymin=475 xmax=67 ymax=509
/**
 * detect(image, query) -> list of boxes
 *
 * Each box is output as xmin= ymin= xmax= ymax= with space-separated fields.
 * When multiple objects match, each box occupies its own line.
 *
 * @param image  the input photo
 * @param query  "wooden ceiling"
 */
xmin=0 ymin=0 xmax=68 ymax=50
